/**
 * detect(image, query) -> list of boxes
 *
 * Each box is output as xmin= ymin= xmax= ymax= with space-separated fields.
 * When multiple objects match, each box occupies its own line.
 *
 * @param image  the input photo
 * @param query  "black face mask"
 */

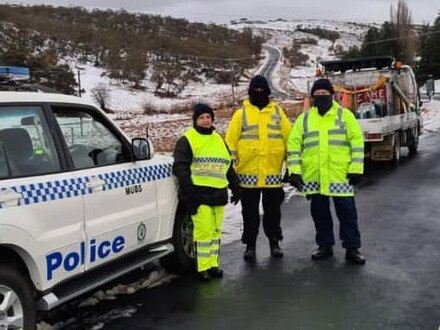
xmin=313 ymin=95 xmax=333 ymax=115
xmin=249 ymin=90 xmax=269 ymax=110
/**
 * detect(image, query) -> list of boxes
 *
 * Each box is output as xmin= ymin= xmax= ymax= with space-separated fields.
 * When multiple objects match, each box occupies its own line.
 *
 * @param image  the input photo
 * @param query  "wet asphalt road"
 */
xmin=50 ymin=132 xmax=440 ymax=330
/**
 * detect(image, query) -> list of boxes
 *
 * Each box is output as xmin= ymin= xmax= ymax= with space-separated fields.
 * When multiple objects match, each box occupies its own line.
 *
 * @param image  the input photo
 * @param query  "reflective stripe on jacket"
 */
xmin=225 ymin=99 xmax=292 ymax=188
xmin=184 ymin=128 xmax=231 ymax=189
xmin=287 ymin=101 xmax=364 ymax=196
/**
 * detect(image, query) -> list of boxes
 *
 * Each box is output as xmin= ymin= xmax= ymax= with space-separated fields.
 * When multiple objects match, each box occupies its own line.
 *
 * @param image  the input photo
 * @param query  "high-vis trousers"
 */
xmin=192 ymin=204 xmax=224 ymax=272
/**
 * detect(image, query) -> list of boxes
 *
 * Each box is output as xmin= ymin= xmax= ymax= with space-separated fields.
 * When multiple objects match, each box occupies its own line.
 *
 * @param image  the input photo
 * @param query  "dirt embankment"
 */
xmin=117 ymin=101 xmax=304 ymax=152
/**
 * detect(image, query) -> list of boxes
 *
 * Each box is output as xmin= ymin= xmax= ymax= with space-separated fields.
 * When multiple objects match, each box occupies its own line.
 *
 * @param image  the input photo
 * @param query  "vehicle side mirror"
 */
xmin=132 ymin=138 xmax=154 ymax=161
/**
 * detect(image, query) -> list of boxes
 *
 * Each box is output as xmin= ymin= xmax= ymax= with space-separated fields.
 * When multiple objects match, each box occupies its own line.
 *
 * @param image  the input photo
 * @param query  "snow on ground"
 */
xmin=68 ymin=61 xmax=244 ymax=113
xmin=421 ymin=98 xmax=440 ymax=133
xmin=233 ymin=19 xmax=371 ymax=94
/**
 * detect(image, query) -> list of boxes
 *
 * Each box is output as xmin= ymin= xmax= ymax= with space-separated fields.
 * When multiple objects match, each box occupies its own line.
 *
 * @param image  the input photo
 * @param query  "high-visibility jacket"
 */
xmin=184 ymin=128 xmax=231 ymax=189
xmin=225 ymin=99 xmax=292 ymax=188
xmin=287 ymin=101 xmax=364 ymax=196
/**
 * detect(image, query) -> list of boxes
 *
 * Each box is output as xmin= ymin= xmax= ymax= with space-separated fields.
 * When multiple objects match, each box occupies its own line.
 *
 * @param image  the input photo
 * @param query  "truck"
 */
xmin=0 ymin=67 xmax=195 ymax=330
xmin=312 ymin=56 xmax=422 ymax=163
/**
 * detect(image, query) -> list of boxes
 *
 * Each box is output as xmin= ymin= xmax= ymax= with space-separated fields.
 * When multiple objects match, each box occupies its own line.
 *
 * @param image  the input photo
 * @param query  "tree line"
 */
xmin=341 ymin=0 xmax=440 ymax=84
xmin=0 ymin=4 xmax=263 ymax=95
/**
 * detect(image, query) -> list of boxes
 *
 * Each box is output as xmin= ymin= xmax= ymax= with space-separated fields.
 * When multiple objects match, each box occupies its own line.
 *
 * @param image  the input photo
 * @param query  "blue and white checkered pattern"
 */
xmin=329 ymin=183 xmax=353 ymax=194
xmin=193 ymin=157 xmax=230 ymax=165
xmin=0 ymin=177 xmax=92 ymax=209
xmin=265 ymin=175 xmax=282 ymax=185
xmin=238 ymin=174 xmax=258 ymax=186
xmin=302 ymin=182 xmax=320 ymax=193
xmin=0 ymin=163 xmax=173 ymax=209
xmin=99 ymin=164 xmax=172 ymax=191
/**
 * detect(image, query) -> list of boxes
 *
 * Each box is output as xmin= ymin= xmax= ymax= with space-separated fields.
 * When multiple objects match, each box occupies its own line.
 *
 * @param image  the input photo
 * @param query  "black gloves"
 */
xmin=289 ymin=173 xmax=304 ymax=191
xmin=230 ymin=187 xmax=242 ymax=205
xmin=347 ymin=173 xmax=362 ymax=186
xmin=281 ymin=169 xmax=289 ymax=183
xmin=183 ymin=190 xmax=201 ymax=216
xmin=186 ymin=200 xmax=200 ymax=216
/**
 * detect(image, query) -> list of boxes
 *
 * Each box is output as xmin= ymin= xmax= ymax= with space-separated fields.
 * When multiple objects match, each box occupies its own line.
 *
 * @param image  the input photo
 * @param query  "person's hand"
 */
xmin=187 ymin=202 xmax=199 ymax=216
xmin=347 ymin=173 xmax=362 ymax=186
xmin=230 ymin=187 xmax=242 ymax=205
xmin=184 ymin=195 xmax=200 ymax=216
xmin=289 ymin=173 xmax=304 ymax=191
xmin=281 ymin=169 xmax=289 ymax=183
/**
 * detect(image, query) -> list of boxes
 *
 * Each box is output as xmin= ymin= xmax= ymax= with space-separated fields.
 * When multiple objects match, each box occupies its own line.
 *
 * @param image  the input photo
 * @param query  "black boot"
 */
xmin=198 ymin=270 xmax=211 ymax=281
xmin=208 ymin=267 xmax=224 ymax=278
xmin=345 ymin=248 xmax=366 ymax=265
xmin=311 ymin=246 xmax=334 ymax=260
xmin=243 ymin=244 xmax=256 ymax=262
xmin=269 ymin=239 xmax=284 ymax=258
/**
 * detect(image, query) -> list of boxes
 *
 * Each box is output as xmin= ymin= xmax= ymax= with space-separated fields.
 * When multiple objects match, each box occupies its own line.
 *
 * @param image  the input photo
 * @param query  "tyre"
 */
xmin=407 ymin=126 xmax=419 ymax=156
xmin=162 ymin=204 xmax=196 ymax=274
xmin=0 ymin=264 xmax=36 ymax=330
xmin=391 ymin=132 xmax=401 ymax=165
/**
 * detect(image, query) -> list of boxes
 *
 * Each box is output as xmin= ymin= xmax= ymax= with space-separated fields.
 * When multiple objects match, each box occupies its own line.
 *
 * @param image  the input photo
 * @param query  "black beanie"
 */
xmin=192 ymin=103 xmax=214 ymax=122
xmin=248 ymin=75 xmax=271 ymax=96
xmin=310 ymin=78 xmax=334 ymax=96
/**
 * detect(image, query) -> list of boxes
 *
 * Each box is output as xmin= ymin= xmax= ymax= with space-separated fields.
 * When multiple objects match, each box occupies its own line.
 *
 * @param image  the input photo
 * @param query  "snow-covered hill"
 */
xmin=71 ymin=19 xmax=372 ymax=114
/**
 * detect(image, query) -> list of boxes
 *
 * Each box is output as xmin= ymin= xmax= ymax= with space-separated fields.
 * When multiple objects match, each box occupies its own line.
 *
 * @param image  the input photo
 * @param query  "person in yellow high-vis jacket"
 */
xmin=287 ymin=78 xmax=366 ymax=265
xmin=226 ymin=75 xmax=292 ymax=261
xmin=173 ymin=103 xmax=241 ymax=281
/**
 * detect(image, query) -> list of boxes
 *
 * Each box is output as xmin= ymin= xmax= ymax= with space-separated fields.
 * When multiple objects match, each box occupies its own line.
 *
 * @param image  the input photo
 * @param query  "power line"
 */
xmin=358 ymin=29 xmax=440 ymax=46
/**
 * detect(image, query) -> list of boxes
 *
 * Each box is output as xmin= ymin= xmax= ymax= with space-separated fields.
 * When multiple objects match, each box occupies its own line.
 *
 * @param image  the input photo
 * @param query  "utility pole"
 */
xmin=230 ymin=62 xmax=236 ymax=106
xmin=77 ymin=69 xmax=82 ymax=97
xmin=75 ymin=64 xmax=85 ymax=97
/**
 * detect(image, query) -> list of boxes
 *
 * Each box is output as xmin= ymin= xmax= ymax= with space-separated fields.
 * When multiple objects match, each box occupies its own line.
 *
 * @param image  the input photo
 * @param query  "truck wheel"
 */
xmin=162 ymin=204 xmax=196 ymax=274
xmin=0 ymin=264 xmax=36 ymax=330
xmin=392 ymin=133 xmax=401 ymax=165
xmin=408 ymin=127 xmax=419 ymax=156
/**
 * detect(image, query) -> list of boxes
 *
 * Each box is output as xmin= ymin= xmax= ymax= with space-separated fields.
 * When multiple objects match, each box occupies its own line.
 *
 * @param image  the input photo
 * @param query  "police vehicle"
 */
xmin=0 ymin=67 xmax=194 ymax=329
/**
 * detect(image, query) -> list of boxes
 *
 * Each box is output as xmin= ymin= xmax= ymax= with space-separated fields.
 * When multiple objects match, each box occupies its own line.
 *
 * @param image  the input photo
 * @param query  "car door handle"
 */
xmin=86 ymin=176 xmax=105 ymax=191
xmin=0 ymin=189 xmax=22 ymax=207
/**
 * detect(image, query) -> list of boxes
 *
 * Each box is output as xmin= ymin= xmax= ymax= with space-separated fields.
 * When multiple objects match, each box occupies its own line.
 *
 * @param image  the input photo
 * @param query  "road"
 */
xmin=261 ymin=45 xmax=295 ymax=100
xmin=43 ymin=131 xmax=440 ymax=329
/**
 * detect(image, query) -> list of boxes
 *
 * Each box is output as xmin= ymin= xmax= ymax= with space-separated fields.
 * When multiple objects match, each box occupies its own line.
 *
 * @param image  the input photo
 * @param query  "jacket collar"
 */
xmin=243 ymin=98 xmax=275 ymax=112
xmin=310 ymin=100 xmax=340 ymax=117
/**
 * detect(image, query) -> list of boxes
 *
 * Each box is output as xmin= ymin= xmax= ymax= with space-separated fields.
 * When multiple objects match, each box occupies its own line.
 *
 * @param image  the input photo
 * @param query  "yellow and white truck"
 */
xmin=313 ymin=56 xmax=422 ymax=163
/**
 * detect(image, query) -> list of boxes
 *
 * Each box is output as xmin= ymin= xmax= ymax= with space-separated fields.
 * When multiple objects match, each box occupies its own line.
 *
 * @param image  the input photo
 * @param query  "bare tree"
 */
xmin=390 ymin=0 xmax=417 ymax=64
xmin=91 ymin=83 xmax=111 ymax=112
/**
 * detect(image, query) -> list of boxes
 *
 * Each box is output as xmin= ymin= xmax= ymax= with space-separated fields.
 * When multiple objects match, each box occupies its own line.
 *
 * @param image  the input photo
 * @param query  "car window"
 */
xmin=53 ymin=107 xmax=131 ymax=169
xmin=0 ymin=106 xmax=61 ymax=178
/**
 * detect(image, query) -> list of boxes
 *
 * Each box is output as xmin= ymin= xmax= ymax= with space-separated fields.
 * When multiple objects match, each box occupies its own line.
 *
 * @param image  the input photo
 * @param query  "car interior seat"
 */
xmin=0 ymin=128 xmax=38 ymax=176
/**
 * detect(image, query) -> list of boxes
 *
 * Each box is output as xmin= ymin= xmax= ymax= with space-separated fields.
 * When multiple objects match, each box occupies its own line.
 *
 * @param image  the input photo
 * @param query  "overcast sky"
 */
xmin=0 ymin=0 xmax=438 ymax=24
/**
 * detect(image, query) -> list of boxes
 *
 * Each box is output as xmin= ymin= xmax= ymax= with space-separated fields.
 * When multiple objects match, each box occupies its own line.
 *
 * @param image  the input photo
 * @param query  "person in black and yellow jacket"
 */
xmin=287 ymin=78 xmax=366 ymax=265
xmin=226 ymin=75 xmax=292 ymax=261
xmin=173 ymin=103 xmax=241 ymax=281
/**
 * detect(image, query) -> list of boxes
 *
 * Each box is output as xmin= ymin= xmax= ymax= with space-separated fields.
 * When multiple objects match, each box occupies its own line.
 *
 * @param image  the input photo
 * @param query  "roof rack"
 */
xmin=320 ymin=56 xmax=394 ymax=73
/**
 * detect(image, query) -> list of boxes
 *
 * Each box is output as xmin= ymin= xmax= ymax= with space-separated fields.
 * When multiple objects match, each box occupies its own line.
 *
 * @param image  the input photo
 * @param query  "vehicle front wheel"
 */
xmin=0 ymin=264 xmax=36 ymax=330
xmin=161 ymin=204 xmax=196 ymax=274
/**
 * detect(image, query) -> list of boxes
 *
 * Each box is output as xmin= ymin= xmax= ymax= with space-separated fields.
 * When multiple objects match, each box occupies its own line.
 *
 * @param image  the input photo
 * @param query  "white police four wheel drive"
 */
xmin=0 ymin=87 xmax=193 ymax=330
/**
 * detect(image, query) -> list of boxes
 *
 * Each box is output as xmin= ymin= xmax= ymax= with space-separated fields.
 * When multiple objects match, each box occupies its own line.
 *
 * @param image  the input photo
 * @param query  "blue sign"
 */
xmin=46 ymin=235 xmax=125 ymax=280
